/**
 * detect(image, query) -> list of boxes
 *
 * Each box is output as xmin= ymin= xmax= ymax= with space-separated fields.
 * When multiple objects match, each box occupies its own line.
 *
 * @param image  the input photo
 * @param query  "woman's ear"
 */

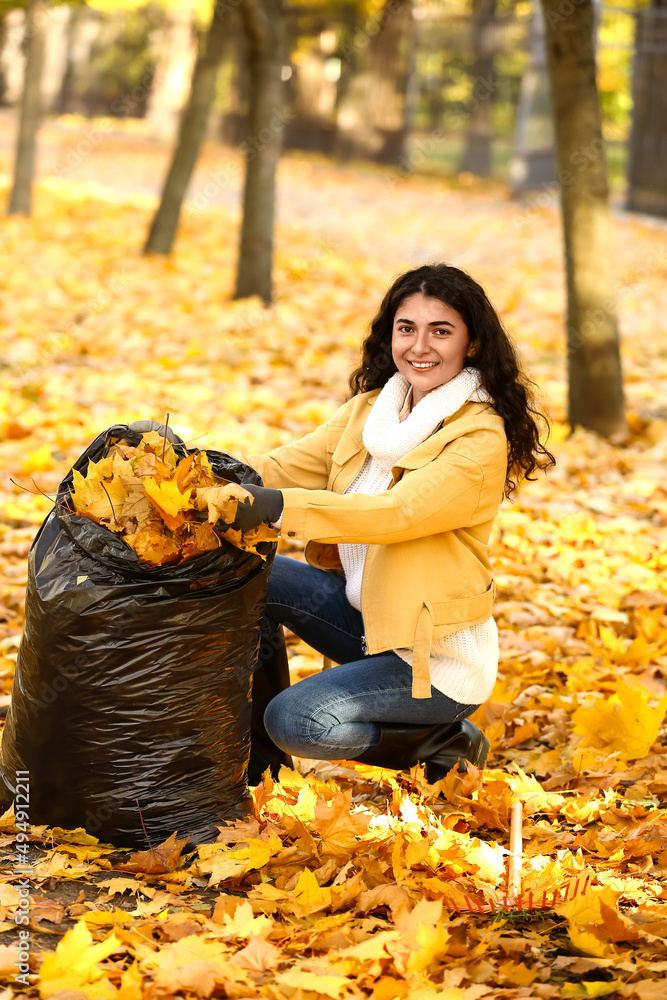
xmin=466 ymin=340 xmax=478 ymax=358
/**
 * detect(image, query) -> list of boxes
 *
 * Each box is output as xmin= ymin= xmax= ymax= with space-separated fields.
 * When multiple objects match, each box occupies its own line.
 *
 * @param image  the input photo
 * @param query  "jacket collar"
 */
xmin=332 ymin=398 xmax=494 ymax=491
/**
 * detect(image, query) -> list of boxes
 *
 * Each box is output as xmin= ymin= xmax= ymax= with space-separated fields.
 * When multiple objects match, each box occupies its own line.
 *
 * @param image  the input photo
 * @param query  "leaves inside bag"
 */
xmin=68 ymin=431 xmax=277 ymax=565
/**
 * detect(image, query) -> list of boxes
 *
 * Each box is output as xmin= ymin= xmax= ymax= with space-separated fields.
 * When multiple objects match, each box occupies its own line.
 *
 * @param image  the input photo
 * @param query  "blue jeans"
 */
xmin=261 ymin=555 xmax=478 ymax=760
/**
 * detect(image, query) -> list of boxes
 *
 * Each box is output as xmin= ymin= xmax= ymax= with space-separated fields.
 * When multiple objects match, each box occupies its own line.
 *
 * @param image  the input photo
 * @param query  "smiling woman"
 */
xmin=224 ymin=263 xmax=555 ymax=785
xmin=392 ymin=295 xmax=474 ymax=405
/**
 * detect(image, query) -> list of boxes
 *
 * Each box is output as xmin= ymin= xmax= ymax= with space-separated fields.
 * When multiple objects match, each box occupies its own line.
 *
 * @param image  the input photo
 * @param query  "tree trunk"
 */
xmin=541 ymin=0 xmax=625 ymax=436
xmin=626 ymin=0 xmax=667 ymax=218
xmin=55 ymin=3 xmax=82 ymax=115
xmin=0 ymin=14 xmax=9 ymax=106
xmin=459 ymin=0 xmax=497 ymax=176
xmin=335 ymin=0 xmax=413 ymax=166
xmin=144 ymin=2 xmax=227 ymax=255
xmin=234 ymin=0 xmax=287 ymax=305
xmin=8 ymin=0 xmax=49 ymax=216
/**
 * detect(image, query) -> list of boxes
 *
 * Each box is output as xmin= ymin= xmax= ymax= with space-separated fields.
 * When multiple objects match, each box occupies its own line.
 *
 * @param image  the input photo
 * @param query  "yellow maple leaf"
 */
xmin=138 ymin=430 xmax=177 ymax=468
xmin=197 ymin=836 xmax=282 ymax=886
xmin=572 ymin=679 xmax=667 ymax=761
xmin=71 ymin=468 xmax=127 ymax=527
xmin=195 ymin=482 xmax=250 ymax=524
xmin=119 ymin=488 xmax=155 ymax=532
xmin=144 ymin=477 xmax=193 ymax=530
xmin=405 ymin=921 xmax=450 ymax=975
xmin=84 ymin=456 xmax=114 ymax=482
xmin=274 ymin=969 xmax=354 ymax=998
xmin=117 ymin=962 xmax=143 ymax=1000
xmin=214 ymin=899 xmax=274 ymax=939
xmin=497 ymin=960 xmax=539 ymax=986
xmin=555 ymin=885 xmax=622 ymax=959
xmin=288 ymin=867 xmax=333 ymax=915
xmin=38 ymin=919 xmax=120 ymax=998
xmin=463 ymin=837 xmax=507 ymax=885
xmin=145 ymin=934 xmax=252 ymax=997
xmin=561 ymin=981 xmax=624 ymax=998
xmin=125 ymin=528 xmax=182 ymax=566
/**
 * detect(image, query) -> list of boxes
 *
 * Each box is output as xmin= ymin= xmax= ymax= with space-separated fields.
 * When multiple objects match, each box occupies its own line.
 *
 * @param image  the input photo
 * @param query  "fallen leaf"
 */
xmin=121 ymin=831 xmax=191 ymax=875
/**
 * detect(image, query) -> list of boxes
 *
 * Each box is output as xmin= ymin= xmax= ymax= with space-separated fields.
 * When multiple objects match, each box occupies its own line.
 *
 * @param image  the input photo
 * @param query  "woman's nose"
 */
xmin=412 ymin=330 xmax=431 ymax=354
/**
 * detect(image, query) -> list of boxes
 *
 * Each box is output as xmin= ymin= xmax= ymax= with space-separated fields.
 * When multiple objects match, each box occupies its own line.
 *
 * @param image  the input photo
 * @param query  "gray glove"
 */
xmin=128 ymin=419 xmax=185 ymax=445
xmin=230 ymin=483 xmax=283 ymax=533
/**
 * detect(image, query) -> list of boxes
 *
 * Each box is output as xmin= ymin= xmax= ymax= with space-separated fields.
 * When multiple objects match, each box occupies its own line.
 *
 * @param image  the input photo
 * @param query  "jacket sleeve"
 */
xmin=279 ymin=425 xmax=507 ymax=544
xmin=230 ymin=399 xmax=354 ymax=491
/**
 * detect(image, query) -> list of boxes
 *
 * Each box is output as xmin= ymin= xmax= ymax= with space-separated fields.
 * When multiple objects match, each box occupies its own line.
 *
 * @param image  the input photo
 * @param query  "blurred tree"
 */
xmin=626 ymin=0 xmax=667 ymax=218
xmin=54 ymin=1 xmax=81 ymax=113
xmin=541 ymin=0 xmax=625 ymax=436
xmin=7 ymin=0 xmax=50 ymax=215
xmin=459 ymin=0 xmax=496 ymax=176
xmin=144 ymin=0 xmax=227 ymax=255
xmin=0 ymin=12 xmax=8 ymax=105
xmin=234 ymin=0 xmax=287 ymax=304
xmin=335 ymin=0 xmax=413 ymax=165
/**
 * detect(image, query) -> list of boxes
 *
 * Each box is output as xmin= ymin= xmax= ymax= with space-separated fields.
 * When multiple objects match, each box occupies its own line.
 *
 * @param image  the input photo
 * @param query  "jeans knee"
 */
xmin=263 ymin=690 xmax=295 ymax=750
xmin=264 ymin=687 xmax=332 ymax=754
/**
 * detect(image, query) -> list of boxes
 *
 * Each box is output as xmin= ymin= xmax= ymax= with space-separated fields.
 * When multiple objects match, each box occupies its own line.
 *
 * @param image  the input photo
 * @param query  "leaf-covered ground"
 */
xmin=1 ymin=116 xmax=667 ymax=999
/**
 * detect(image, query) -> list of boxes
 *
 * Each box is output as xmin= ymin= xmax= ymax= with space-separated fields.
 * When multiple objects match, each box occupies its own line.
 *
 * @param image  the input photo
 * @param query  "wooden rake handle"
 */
xmin=507 ymin=799 xmax=523 ymax=902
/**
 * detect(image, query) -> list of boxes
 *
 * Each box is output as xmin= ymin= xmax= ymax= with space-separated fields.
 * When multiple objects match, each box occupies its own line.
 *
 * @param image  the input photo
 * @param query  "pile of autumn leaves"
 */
xmin=68 ymin=431 xmax=276 ymax=565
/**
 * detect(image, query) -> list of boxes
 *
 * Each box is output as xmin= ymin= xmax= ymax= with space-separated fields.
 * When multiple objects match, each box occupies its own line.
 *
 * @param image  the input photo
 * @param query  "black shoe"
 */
xmin=425 ymin=720 xmax=490 ymax=782
xmin=353 ymin=719 xmax=489 ymax=781
xmin=248 ymin=621 xmax=294 ymax=785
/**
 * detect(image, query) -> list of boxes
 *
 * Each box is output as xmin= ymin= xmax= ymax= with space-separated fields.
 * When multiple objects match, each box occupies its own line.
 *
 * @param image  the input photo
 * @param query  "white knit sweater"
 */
xmin=337 ymin=370 xmax=499 ymax=705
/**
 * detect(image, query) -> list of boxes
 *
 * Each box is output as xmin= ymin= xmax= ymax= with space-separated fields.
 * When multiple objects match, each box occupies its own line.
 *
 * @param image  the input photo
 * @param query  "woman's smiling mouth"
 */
xmin=407 ymin=360 xmax=439 ymax=369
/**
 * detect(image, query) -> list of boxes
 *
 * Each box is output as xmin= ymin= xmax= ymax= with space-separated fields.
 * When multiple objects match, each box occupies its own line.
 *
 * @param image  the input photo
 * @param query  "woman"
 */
xmin=229 ymin=264 xmax=555 ymax=784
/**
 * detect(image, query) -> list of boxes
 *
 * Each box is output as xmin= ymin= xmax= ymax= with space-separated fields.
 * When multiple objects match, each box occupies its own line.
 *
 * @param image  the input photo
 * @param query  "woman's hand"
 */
xmin=232 ymin=484 xmax=283 ymax=532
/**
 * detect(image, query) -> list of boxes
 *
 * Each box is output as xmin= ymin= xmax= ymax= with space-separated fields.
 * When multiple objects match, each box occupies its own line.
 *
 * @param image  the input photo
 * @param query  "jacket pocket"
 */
xmin=431 ymin=581 xmax=496 ymax=628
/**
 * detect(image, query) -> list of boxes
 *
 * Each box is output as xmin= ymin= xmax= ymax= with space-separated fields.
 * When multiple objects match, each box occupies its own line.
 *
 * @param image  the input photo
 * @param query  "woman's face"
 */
xmin=391 ymin=293 xmax=471 ymax=405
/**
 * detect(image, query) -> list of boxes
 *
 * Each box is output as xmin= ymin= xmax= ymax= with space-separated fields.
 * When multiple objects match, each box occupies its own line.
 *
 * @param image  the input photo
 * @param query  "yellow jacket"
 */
xmin=239 ymin=390 xmax=507 ymax=698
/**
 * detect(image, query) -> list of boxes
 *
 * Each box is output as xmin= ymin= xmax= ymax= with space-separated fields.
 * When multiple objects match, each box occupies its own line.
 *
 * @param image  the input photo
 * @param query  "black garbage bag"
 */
xmin=0 ymin=424 xmax=276 ymax=846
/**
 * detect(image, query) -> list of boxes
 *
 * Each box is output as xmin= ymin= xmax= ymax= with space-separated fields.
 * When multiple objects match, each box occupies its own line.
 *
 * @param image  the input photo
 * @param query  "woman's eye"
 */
xmin=433 ymin=329 xmax=450 ymax=336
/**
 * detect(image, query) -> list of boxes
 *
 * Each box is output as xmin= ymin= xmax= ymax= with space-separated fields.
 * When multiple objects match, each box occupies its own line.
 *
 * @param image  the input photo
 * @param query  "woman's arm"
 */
xmin=279 ymin=424 xmax=507 ymax=545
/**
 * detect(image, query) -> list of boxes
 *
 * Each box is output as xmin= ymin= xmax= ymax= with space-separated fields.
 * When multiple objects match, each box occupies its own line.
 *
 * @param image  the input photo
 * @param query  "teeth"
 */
xmin=409 ymin=362 xmax=438 ymax=369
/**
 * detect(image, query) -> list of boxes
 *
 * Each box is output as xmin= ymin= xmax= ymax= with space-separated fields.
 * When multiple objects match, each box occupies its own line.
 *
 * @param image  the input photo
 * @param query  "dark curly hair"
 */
xmin=348 ymin=264 xmax=555 ymax=498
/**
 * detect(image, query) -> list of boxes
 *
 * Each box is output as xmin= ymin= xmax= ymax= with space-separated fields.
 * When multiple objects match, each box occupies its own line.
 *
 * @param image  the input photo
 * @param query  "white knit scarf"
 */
xmin=339 ymin=367 xmax=492 ymax=613
xmin=362 ymin=367 xmax=491 ymax=471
